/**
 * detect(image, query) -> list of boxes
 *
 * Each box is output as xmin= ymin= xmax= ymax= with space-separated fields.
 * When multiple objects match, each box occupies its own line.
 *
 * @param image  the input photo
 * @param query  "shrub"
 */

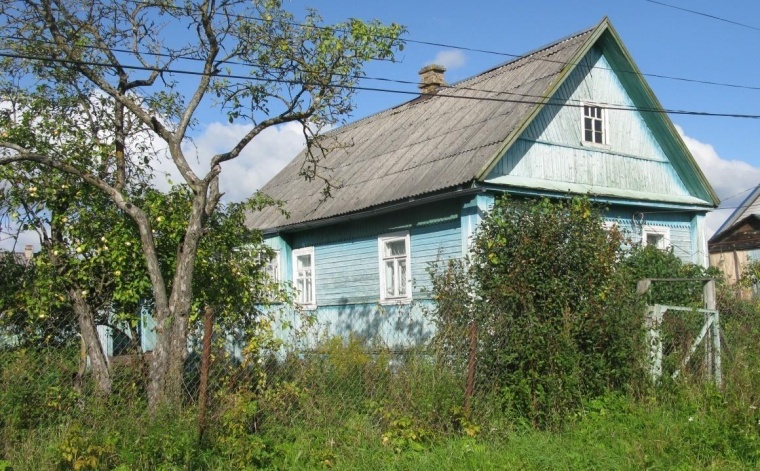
xmin=431 ymin=197 xmax=646 ymax=428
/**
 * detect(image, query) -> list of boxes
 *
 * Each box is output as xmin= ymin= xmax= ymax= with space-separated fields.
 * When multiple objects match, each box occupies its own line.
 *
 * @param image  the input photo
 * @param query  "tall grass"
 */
xmin=2 ymin=289 xmax=760 ymax=469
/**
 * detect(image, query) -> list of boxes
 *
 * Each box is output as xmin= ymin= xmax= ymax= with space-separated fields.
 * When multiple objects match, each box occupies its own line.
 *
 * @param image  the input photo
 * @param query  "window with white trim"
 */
xmin=257 ymin=249 xmax=282 ymax=302
xmin=264 ymin=250 xmax=280 ymax=284
xmin=642 ymin=225 xmax=671 ymax=250
xmin=583 ymin=104 xmax=605 ymax=145
xmin=292 ymin=247 xmax=315 ymax=307
xmin=378 ymin=232 xmax=411 ymax=302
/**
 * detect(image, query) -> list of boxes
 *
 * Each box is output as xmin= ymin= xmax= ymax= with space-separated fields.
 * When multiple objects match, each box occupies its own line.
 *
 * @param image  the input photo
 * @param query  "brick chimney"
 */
xmin=24 ymin=244 xmax=33 ymax=262
xmin=418 ymin=64 xmax=446 ymax=95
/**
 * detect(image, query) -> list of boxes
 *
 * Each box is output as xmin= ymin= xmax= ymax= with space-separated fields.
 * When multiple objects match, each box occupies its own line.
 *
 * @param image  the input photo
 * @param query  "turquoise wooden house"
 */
xmin=248 ymin=18 xmax=718 ymax=347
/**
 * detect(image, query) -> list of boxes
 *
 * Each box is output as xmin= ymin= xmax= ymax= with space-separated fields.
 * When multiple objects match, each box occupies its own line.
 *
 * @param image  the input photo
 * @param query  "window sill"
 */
xmin=379 ymin=298 xmax=413 ymax=306
xmin=296 ymin=304 xmax=317 ymax=311
xmin=580 ymin=140 xmax=611 ymax=150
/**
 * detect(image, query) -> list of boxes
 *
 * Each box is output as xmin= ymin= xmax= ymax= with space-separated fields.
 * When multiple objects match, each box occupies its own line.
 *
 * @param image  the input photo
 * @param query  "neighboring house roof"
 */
xmin=249 ymin=17 xmax=718 ymax=232
xmin=708 ymin=214 xmax=760 ymax=253
xmin=710 ymin=183 xmax=760 ymax=242
xmin=0 ymin=248 xmax=33 ymax=267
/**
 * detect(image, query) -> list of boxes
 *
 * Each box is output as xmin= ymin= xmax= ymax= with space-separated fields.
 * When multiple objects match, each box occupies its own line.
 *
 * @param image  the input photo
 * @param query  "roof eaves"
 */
xmin=708 ymin=213 xmax=760 ymax=245
xmin=263 ymin=183 xmax=482 ymax=234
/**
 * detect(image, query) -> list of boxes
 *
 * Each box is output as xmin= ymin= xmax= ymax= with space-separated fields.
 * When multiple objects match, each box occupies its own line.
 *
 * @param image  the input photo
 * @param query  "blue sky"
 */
xmin=291 ymin=0 xmax=760 ymax=167
xmin=5 ymin=0 xmax=759 ymax=250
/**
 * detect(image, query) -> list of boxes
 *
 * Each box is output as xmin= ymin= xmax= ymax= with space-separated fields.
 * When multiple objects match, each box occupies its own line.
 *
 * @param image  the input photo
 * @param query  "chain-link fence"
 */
xmin=1 ymin=301 xmax=482 ymax=467
xmin=2 ymin=282 xmax=742 ymax=468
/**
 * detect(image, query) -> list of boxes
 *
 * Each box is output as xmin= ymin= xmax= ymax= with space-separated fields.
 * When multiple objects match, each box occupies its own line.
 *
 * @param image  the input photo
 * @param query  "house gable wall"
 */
xmin=487 ymin=46 xmax=691 ymax=199
xmin=602 ymin=207 xmax=695 ymax=262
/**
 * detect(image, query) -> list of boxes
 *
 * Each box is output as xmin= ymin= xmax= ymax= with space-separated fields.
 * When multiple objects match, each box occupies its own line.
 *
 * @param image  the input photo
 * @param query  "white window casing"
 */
xmin=265 ymin=250 xmax=281 ymax=284
xmin=259 ymin=249 xmax=282 ymax=302
xmin=292 ymin=247 xmax=316 ymax=308
xmin=378 ymin=232 xmax=412 ymax=303
xmin=642 ymin=225 xmax=671 ymax=250
xmin=581 ymin=103 xmax=607 ymax=146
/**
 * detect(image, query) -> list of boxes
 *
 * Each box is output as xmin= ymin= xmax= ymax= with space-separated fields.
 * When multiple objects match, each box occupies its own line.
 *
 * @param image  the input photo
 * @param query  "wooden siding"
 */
xmin=285 ymin=200 xmax=462 ymax=307
xmin=710 ymin=250 xmax=749 ymax=285
xmin=410 ymin=220 xmax=461 ymax=297
xmin=270 ymin=301 xmax=435 ymax=349
xmin=316 ymin=237 xmax=379 ymax=305
xmin=603 ymin=207 xmax=694 ymax=263
xmin=488 ymin=46 xmax=691 ymax=198
xmin=460 ymin=193 xmax=495 ymax=256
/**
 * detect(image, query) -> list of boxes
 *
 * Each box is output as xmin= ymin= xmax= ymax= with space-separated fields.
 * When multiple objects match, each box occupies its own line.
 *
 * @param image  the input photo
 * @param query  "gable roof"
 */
xmin=249 ymin=18 xmax=718 ymax=232
xmin=710 ymin=183 xmax=760 ymax=242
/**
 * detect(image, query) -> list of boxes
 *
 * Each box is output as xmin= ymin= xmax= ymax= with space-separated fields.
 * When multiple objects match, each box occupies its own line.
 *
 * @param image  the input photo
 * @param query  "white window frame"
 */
xmin=378 ymin=232 xmax=412 ymax=303
xmin=292 ymin=247 xmax=316 ymax=309
xmin=256 ymin=248 xmax=282 ymax=302
xmin=264 ymin=250 xmax=281 ymax=284
xmin=642 ymin=225 xmax=671 ymax=250
xmin=581 ymin=103 xmax=607 ymax=146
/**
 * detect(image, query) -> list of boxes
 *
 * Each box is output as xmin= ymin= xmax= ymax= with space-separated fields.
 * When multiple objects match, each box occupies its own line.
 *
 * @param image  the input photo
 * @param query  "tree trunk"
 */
xmin=147 ymin=307 xmax=170 ymax=409
xmin=69 ymin=289 xmax=111 ymax=396
xmin=146 ymin=192 xmax=207 ymax=410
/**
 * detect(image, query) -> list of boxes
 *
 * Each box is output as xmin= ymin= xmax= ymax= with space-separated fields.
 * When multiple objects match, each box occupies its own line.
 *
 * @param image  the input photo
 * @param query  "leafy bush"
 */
xmin=0 ymin=347 xmax=80 ymax=438
xmin=431 ymin=197 xmax=646 ymax=427
xmin=621 ymin=244 xmax=718 ymax=307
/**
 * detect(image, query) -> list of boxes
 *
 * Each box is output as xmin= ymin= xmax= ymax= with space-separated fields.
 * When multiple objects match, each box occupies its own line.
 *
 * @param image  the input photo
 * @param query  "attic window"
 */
xmin=583 ymin=105 xmax=605 ymax=145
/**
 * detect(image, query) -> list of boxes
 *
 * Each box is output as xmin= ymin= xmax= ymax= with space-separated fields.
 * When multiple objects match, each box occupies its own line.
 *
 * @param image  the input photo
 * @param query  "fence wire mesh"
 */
xmin=1 ymin=303 xmax=482 ymax=464
xmin=2 ymin=286 xmax=737 ymax=468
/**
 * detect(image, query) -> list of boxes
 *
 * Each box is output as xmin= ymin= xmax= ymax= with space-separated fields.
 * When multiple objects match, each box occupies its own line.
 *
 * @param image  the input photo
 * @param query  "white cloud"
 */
xmin=426 ymin=50 xmax=467 ymax=70
xmin=194 ymin=121 xmax=305 ymax=202
xmin=151 ymin=121 xmax=305 ymax=202
xmin=676 ymin=125 xmax=760 ymax=238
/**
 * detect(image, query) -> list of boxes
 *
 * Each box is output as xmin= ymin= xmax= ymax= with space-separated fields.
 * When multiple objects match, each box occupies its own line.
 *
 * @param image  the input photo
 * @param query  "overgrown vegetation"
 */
xmin=0 ymin=0 xmax=405 ymax=409
xmin=3 ymin=197 xmax=760 ymax=469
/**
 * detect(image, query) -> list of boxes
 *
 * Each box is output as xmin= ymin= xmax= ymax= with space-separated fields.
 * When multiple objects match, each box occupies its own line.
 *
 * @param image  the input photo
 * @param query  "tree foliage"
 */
xmin=0 ymin=0 xmax=404 ymax=407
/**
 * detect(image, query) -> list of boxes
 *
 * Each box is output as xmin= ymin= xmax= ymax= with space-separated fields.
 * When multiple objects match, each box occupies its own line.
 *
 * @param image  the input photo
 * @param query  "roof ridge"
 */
xmin=451 ymin=23 xmax=599 ymax=89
